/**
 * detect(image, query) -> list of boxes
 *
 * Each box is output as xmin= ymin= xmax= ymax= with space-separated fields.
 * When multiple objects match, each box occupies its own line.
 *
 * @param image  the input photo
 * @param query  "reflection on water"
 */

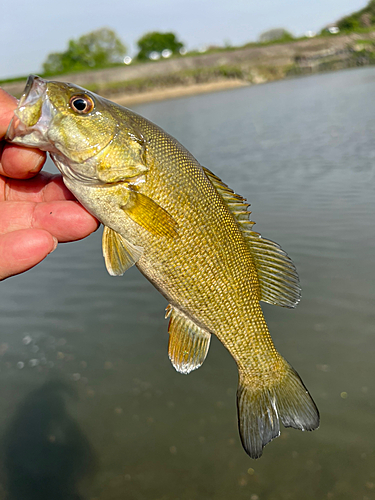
xmin=0 ymin=67 xmax=375 ymax=499
xmin=2 ymin=381 xmax=96 ymax=500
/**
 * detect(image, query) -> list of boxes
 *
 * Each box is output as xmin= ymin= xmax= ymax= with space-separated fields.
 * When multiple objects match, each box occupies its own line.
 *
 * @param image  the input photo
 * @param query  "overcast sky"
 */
xmin=1 ymin=0 xmax=368 ymax=80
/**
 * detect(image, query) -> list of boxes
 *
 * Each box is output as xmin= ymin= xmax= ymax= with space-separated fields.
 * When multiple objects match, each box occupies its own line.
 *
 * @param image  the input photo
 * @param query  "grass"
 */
xmin=0 ymin=31 xmax=356 ymax=86
xmin=84 ymin=65 xmax=248 ymax=95
xmin=3 ymin=28 xmax=375 ymax=90
xmin=0 ymin=75 xmax=30 ymax=85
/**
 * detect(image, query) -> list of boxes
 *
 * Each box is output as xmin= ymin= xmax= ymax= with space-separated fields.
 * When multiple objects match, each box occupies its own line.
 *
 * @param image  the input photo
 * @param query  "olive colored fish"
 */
xmin=7 ymin=75 xmax=319 ymax=458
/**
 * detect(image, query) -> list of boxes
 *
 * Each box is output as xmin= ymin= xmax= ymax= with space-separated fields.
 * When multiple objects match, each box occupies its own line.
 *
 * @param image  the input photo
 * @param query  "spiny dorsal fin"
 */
xmin=203 ymin=166 xmax=301 ymax=308
xmin=102 ymin=226 xmax=143 ymax=276
xmin=165 ymin=305 xmax=211 ymax=374
xmin=203 ymin=167 xmax=256 ymax=226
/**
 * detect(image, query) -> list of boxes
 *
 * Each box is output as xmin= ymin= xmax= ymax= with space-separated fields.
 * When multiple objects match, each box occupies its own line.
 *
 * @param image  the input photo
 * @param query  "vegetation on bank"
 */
xmin=79 ymin=42 xmax=375 ymax=100
xmin=0 ymin=34 xmax=288 ymax=85
xmin=3 ymin=0 xmax=375 ymax=87
xmin=136 ymin=32 xmax=184 ymax=61
xmin=0 ymin=29 xmax=341 ymax=86
xmin=4 ymin=39 xmax=375 ymax=100
xmin=82 ymin=65 xmax=275 ymax=96
xmin=42 ymin=28 xmax=127 ymax=76
xmin=336 ymin=0 xmax=375 ymax=32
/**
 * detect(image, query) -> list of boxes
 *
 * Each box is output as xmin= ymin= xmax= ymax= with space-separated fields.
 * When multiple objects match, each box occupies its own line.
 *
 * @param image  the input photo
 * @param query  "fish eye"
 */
xmin=69 ymin=95 xmax=94 ymax=114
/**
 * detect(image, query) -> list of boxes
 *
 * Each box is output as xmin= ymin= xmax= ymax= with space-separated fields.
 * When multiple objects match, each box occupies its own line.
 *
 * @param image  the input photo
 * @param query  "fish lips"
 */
xmin=6 ymin=75 xmax=54 ymax=150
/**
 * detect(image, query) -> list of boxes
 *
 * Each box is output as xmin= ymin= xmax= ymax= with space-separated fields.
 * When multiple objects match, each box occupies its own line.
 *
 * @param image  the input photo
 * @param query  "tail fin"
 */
xmin=237 ymin=359 xmax=319 ymax=459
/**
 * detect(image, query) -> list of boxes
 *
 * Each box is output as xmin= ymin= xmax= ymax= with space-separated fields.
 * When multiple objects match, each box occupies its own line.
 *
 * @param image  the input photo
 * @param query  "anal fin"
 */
xmin=102 ymin=226 xmax=143 ymax=276
xmin=165 ymin=305 xmax=211 ymax=374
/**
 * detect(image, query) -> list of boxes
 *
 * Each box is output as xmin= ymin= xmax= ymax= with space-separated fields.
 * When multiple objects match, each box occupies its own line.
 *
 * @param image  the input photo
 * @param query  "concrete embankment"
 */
xmin=3 ymin=32 xmax=375 ymax=104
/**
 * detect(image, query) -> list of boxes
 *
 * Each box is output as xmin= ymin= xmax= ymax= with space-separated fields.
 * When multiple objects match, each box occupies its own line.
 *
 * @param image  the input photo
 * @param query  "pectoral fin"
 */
xmin=102 ymin=226 xmax=143 ymax=276
xmin=122 ymin=190 xmax=178 ymax=238
xmin=166 ymin=305 xmax=211 ymax=374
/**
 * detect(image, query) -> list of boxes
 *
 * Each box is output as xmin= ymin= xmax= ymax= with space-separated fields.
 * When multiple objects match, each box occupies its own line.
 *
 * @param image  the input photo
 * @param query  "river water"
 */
xmin=1 ymin=67 xmax=375 ymax=500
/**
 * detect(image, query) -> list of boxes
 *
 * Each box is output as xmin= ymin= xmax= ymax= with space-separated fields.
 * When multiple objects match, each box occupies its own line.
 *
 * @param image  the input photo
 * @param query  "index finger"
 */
xmin=0 ymin=88 xmax=46 ymax=178
xmin=0 ymin=88 xmax=17 ymax=138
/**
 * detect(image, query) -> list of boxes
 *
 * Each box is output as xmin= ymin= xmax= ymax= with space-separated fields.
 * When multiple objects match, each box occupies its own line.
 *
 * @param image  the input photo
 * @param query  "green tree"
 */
xmin=337 ymin=16 xmax=361 ymax=31
xmin=43 ymin=28 xmax=127 ymax=75
xmin=336 ymin=0 xmax=375 ymax=32
xmin=258 ymin=28 xmax=294 ymax=43
xmin=136 ymin=32 xmax=184 ymax=60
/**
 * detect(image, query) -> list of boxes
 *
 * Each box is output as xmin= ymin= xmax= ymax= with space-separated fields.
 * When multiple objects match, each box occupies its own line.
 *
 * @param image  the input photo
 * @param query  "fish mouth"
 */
xmin=6 ymin=75 xmax=53 ymax=148
xmin=21 ymin=74 xmax=40 ymax=104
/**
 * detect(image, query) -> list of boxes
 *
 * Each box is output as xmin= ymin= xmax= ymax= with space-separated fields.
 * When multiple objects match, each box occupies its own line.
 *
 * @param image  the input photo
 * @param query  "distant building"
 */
xmin=149 ymin=51 xmax=160 ymax=60
xmin=161 ymin=49 xmax=173 ymax=58
xmin=324 ymin=25 xmax=340 ymax=34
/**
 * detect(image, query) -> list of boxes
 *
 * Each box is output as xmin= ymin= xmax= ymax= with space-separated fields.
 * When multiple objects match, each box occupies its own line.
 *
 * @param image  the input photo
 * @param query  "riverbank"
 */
xmin=3 ymin=30 xmax=375 ymax=104
xmin=113 ymin=79 xmax=249 ymax=106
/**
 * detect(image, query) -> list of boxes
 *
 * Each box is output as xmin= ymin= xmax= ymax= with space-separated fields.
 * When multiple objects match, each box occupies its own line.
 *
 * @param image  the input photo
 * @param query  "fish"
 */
xmin=6 ymin=75 xmax=319 ymax=459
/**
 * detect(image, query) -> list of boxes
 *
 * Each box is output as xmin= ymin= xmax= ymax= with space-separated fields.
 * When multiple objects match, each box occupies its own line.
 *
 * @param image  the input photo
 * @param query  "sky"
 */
xmin=0 ymin=0 xmax=369 ymax=80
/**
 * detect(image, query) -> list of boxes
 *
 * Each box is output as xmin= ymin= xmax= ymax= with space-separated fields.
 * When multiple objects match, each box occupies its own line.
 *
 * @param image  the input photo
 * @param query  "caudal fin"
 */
xmin=237 ymin=360 xmax=319 ymax=459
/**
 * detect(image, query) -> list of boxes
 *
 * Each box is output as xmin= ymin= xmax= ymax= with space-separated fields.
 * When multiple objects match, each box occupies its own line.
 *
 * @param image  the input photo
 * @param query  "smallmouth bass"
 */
xmin=7 ymin=75 xmax=319 ymax=458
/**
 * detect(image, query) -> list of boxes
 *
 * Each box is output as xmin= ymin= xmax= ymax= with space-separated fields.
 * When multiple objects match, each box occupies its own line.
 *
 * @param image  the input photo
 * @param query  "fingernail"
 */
xmin=29 ymin=153 xmax=45 ymax=173
xmin=49 ymin=237 xmax=58 ymax=254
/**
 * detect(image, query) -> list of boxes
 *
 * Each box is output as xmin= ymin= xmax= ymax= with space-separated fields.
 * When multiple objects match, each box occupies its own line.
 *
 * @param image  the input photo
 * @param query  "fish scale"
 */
xmin=6 ymin=75 xmax=319 ymax=459
xmin=132 ymin=119 xmax=267 ymax=353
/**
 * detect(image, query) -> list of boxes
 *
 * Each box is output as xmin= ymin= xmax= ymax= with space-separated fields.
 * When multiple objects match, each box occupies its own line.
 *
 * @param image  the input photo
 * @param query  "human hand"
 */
xmin=0 ymin=88 xmax=99 ymax=280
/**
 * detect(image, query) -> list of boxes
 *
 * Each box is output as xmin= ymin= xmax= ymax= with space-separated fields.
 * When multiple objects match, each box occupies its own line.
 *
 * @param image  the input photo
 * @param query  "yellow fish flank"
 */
xmin=7 ymin=75 xmax=319 ymax=458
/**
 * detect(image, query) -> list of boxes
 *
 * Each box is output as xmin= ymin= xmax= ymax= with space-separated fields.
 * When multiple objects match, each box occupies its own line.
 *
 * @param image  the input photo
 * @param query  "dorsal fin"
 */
xmin=203 ymin=167 xmax=256 ymax=225
xmin=203 ymin=167 xmax=301 ymax=308
xmin=242 ymin=230 xmax=301 ymax=308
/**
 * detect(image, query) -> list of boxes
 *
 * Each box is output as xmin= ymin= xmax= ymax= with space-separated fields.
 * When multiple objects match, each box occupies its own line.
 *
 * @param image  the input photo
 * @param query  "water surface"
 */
xmin=1 ymin=67 xmax=375 ymax=499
